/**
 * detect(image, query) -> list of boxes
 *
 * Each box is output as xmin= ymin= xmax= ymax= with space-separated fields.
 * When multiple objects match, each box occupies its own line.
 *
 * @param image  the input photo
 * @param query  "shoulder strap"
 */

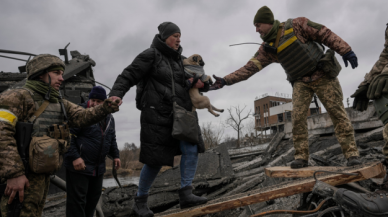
xmin=28 ymin=100 xmax=50 ymax=123
xmin=154 ymin=48 xmax=162 ymax=68
xmin=166 ymin=59 xmax=176 ymax=102
xmin=58 ymin=91 xmax=68 ymax=123
xmin=16 ymin=87 xmax=49 ymax=123
xmin=274 ymin=23 xmax=285 ymax=48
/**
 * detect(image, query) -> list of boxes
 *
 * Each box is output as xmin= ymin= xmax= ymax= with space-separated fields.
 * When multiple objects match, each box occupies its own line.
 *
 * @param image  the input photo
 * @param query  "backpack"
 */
xmin=135 ymin=48 xmax=163 ymax=110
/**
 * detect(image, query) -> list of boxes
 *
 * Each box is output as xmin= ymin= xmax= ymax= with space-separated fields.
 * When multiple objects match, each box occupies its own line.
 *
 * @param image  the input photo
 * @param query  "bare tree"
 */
xmin=225 ymin=105 xmax=251 ymax=147
xmin=201 ymin=121 xmax=224 ymax=150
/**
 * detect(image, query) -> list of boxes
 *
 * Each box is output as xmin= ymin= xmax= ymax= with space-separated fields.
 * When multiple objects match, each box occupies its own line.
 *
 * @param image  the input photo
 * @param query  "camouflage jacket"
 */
xmin=359 ymin=25 xmax=388 ymax=87
xmin=224 ymin=17 xmax=352 ymax=85
xmin=0 ymin=88 xmax=110 ymax=179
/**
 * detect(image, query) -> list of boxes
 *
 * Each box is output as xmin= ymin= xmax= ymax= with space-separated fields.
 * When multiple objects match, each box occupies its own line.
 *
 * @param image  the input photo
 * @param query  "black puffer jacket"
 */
xmin=110 ymin=34 xmax=206 ymax=167
xmin=64 ymin=101 xmax=119 ymax=176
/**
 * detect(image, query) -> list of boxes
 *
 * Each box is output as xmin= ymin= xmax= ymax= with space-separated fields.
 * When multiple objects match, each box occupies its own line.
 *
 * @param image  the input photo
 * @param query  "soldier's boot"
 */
xmin=290 ymin=159 xmax=308 ymax=169
xmin=179 ymin=186 xmax=208 ymax=209
xmin=379 ymin=159 xmax=388 ymax=190
xmin=132 ymin=194 xmax=154 ymax=217
xmin=346 ymin=156 xmax=362 ymax=166
xmin=335 ymin=188 xmax=388 ymax=216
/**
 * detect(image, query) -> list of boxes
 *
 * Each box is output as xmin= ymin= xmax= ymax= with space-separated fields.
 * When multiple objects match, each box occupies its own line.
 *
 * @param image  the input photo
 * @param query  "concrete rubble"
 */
xmin=42 ymin=103 xmax=387 ymax=217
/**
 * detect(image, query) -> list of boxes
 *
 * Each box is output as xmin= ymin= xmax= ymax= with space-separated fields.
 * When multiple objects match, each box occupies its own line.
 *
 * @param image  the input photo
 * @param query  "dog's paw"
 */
xmin=220 ymin=109 xmax=224 ymax=113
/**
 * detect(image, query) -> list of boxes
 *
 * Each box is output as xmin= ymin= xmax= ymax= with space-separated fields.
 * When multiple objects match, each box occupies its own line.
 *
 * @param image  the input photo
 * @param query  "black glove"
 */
xmin=367 ymin=74 xmax=388 ymax=100
xmin=342 ymin=51 xmax=358 ymax=69
xmin=209 ymin=75 xmax=226 ymax=91
xmin=350 ymin=85 xmax=369 ymax=112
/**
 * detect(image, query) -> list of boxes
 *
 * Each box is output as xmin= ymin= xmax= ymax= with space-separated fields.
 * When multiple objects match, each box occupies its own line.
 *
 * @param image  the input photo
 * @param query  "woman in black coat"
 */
xmin=109 ymin=22 xmax=208 ymax=217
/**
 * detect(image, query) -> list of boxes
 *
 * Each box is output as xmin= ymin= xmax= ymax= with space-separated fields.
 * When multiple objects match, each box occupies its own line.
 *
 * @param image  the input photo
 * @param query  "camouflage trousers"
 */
xmin=383 ymin=124 xmax=388 ymax=158
xmin=1 ymin=173 xmax=50 ymax=217
xmin=292 ymin=75 xmax=359 ymax=160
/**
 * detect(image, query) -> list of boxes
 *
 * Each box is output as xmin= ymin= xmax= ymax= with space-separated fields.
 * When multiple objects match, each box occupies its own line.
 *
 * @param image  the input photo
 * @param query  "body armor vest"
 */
xmin=30 ymin=93 xmax=65 ymax=137
xmin=276 ymin=19 xmax=324 ymax=82
xmin=21 ymin=88 xmax=66 ymax=137
xmin=22 ymin=88 xmax=69 ymax=174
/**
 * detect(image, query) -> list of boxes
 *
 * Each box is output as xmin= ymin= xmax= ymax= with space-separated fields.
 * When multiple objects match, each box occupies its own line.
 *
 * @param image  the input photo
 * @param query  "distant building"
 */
xmin=253 ymin=94 xmax=322 ymax=135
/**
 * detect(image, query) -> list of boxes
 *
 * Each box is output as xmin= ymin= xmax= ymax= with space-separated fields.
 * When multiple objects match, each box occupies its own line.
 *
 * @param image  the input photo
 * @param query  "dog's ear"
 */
xmin=192 ymin=56 xmax=198 ymax=63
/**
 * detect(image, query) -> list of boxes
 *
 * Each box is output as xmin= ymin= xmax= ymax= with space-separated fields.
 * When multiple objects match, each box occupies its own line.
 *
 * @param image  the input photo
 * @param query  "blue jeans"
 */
xmin=137 ymin=140 xmax=198 ymax=196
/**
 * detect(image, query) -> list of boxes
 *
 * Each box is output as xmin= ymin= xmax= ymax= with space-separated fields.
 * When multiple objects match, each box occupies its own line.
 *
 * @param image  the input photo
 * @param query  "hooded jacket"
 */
xmin=109 ymin=34 xmax=205 ymax=167
xmin=64 ymin=101 xmax=119 ymax=176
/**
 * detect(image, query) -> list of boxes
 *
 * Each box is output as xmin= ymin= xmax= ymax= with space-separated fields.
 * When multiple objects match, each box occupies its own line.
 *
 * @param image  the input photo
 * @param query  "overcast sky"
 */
xmin=0 ymin=0 xmax=387 ymax=149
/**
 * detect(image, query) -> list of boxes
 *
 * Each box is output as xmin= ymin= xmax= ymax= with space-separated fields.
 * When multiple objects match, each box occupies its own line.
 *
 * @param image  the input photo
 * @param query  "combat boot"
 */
xmin=335 ymin=188 xmax=388 ymax=216
xmin=178 ymin=186 xmax=208 ymax=209
xmin=378 ymin=159 xmax=388 ymax=190
xmin=346 ymin=156 xmax=362 ymax=166
xmin=290 ymin=159 xmax=308 ymax=169
xmin=132 ymin=194 xmax=154 ymax=217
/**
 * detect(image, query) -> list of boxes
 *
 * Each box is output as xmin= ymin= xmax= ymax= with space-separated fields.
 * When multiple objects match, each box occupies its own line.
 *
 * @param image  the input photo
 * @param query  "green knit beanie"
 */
xmin=253 ymin=6 xmax=274 ymax=25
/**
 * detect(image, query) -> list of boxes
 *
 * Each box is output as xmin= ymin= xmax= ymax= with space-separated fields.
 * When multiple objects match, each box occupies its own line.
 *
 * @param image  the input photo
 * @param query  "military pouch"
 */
xmin=318 ymin=49 xmax=342 ymax=78
xmin=29 ymin=135 xmax=67 ymax=174
xmin=48 ymin=124 xmax=69 ymax=140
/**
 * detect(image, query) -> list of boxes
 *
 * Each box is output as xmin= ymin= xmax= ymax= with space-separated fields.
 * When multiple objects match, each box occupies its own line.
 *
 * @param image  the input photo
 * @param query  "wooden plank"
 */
xmin=265 ymin=164 xmax=387 ymax=178
xmin=156 ymin=162 xmax=384 ymax=217
xmin=265 ymin=166 xmax=347 ymax=178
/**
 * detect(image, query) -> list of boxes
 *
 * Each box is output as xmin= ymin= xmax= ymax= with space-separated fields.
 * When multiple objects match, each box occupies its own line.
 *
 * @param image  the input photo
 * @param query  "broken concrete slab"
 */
xmin=233 ymin=156 xmax=265 ymax=173
xmin=222 ymin=173 xmax=265 ymax=197
xmin=284 ymin=104 xmax=383 ymax=139
xmin=228 ymin=143 xmax=269 ymax=159
xmin=152 ymin=144 xmax=234 ymax=190
xmin=264 ymin=132 xmax=285 ymax=157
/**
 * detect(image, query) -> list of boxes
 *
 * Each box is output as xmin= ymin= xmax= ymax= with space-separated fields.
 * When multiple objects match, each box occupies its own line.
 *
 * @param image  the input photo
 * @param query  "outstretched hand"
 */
xmin=342 ymin=51 xmax=358 ymax=69
xmin=103 ymin=98 xmax=120 ymax=113
xmin=109 ymin=96 xmax=122 ymax=106
xmin=187 ymin=77 xmax=204 ymax=88
xmin=209 ymin=75 xmax=226 ymax=91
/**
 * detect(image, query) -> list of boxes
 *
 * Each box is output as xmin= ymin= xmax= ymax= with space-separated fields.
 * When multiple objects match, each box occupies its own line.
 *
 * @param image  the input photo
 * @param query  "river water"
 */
xmin=103 ymin=174 xmax=140 ymax=188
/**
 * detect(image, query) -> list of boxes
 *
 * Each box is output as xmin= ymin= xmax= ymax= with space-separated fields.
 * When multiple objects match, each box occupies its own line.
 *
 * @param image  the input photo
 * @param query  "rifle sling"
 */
xmin=28 ymin=100 xmax=50 ymax=123
xmin=274 ymin=23 xmax=285 ymax=48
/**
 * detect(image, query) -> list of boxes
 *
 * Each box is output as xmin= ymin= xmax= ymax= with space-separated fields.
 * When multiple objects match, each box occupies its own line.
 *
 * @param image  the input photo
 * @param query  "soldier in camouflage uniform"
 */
xmin=0 ymin=54 xmax=119 ymax=217
xmin=335 ymin=24 xmax=388 ymax=217
xmin=209 ymin=6 xmax=361 ymax=168
xmin=352 ymin=24 xmax=388 ymax=184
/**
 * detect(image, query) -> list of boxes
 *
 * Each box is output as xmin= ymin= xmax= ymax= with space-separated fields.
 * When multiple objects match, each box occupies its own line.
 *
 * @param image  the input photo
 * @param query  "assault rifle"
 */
xmin=0 ymin=121 xmax=34 ymax=217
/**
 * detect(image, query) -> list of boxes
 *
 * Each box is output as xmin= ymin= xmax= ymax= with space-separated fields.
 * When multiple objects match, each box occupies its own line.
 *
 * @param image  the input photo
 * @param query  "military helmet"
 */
xmin=26 ymin=54 xmax=66 ymax=79
xmin=374 ymin=93 xmax=388 ymax=125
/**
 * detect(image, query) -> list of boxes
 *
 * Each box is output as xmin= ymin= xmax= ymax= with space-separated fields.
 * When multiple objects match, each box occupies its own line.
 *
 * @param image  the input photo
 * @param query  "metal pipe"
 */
xmin=0 ymin=55 xmax=28 ymax=62
xmin=50 ymin=175 xmax=66 ymax=191
xmin=0 ymin=49 xmax=37 ymax=56
xmin=229 ymin=42 xmax=263 ymax=47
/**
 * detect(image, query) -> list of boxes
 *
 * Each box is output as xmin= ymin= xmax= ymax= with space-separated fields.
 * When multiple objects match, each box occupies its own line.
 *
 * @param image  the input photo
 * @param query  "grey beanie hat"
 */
xmin=158 ymin=22 xmax=181 ymax=40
